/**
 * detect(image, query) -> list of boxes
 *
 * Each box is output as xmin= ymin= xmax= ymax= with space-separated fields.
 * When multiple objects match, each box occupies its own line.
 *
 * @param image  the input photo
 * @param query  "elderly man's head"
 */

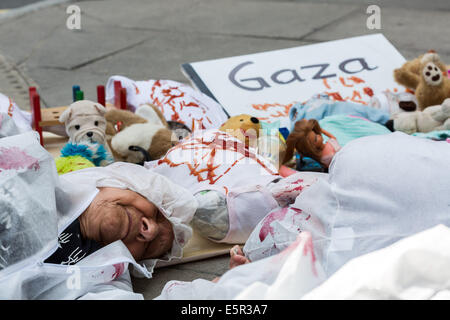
xmin=79 ymin=187 xmax=174 ymax=261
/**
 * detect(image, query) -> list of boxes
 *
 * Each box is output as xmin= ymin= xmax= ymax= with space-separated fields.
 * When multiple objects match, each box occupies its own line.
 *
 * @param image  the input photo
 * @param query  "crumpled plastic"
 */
xmin=156 ymin=232 xmax=325 ymax=300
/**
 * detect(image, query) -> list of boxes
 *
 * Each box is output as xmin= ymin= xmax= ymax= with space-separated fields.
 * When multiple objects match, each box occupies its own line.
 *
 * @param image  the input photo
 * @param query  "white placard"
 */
xmin=182 ymin=34 xmax=406 ymax=128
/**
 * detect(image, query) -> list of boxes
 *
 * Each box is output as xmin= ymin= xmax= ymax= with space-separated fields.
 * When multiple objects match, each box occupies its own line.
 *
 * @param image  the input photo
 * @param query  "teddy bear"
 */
xmin=392 ymin=98 xmax=450 ymax=134
xmin=58 ymin=100 xmax=114 ymax=169
xmin=219 ymin=114 xmax=287 ymax=169
xmin=104 ymin=104 xmax=178 ymax=165
xmin=394 ymin=52 xmax=450 ymax=110
xmin=219 ymin=114 xmax=262 ymax=149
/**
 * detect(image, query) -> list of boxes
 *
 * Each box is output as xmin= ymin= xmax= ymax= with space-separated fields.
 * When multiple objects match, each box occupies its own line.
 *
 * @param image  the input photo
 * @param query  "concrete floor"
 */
xmin=0 ymin=0 xmax=449 ymax=299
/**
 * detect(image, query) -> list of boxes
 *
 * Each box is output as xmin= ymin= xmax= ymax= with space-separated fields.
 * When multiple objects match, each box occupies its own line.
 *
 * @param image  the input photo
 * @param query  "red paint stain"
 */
xmin=363 ymin=87 xmax=374 ymax=97
xmin=7 ymin=98 xmax=14 ymax=117
xmin=325 ymin=92 xmax=345 ymax=101
xmin=112 ymin=263 xmax=125 ymax=280
xmin=0 ymin=147 xmax=40 ymax=172
xmin=302 ymin=234 xmax=318 ymax=276
xmin=259 ymin=207 xmax=289 ymax=242
xmin=149 ymin=80 xmax=210 ymax=131
xmin=339 ymin=77 xmax=353 ymax=87
xmin=348 ymin=76 xmax=365 ymax=84
xmin=158 ymin=131 xmax=277 ymax=185
xmin=251 ymin=102 xmax=295 ymax=121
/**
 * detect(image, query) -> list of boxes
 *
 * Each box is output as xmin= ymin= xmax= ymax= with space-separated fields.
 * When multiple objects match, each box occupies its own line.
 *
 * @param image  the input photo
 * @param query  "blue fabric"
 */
xmin=412 ymin=130 xmax=450 ymax=141
xmin=289 ymin=93 xmax=390 ymax=131
xmin=318 ymin=114 xmax=391 ymax=147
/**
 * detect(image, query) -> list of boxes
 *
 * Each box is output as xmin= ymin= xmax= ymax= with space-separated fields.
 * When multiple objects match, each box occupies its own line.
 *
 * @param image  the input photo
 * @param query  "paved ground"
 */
xmin=0 ymin=0 xmax=449 ymax=299
xmin=0 ymin=0 xmax=43 ymax=9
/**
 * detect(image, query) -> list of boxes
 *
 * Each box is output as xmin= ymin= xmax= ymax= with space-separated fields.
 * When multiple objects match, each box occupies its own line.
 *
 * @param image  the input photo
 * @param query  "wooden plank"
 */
xmin=39 ymin=106 xmax=68 ymax=126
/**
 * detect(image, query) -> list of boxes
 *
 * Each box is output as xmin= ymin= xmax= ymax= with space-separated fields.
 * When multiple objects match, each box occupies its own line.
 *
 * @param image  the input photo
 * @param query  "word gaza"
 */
xmin=229 ymin=57 xmax=378 ymax=91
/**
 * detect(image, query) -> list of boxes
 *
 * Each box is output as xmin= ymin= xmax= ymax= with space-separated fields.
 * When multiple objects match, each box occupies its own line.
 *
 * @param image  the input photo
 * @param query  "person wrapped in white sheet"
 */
xmin=145 ymin=128 xmax=322 ymax=244
xmin=0 ymin=120 xmax=196 ymax=299
xmin=157 ymin=132 xmax=450 ymax=299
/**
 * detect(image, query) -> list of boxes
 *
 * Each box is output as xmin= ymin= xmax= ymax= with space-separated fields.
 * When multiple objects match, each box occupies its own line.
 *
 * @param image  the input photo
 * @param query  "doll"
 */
xmin=283 ymin=119 xmax=341 ymax=168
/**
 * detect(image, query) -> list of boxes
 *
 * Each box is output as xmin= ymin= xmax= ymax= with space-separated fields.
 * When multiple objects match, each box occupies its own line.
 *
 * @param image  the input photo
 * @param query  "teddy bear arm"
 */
xmin=394 ymin=68 xmax=420 ymax=90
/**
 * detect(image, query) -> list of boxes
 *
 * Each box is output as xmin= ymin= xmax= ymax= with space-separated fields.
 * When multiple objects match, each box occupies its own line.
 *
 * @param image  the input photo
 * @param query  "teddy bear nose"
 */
xmin=86 ymin=131 xmax=93 ymax=137
xmin=250 ymin=117 xmax=259 ymax=124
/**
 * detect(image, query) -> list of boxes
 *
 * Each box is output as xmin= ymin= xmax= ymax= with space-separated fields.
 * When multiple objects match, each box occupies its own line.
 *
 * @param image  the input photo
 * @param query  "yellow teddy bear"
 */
xmin=219 ymin=114 xmax=261 ymax=148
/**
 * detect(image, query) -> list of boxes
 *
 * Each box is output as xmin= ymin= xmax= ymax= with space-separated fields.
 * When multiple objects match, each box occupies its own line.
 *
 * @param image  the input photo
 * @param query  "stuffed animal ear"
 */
xmin=93 ymin=103 xmax=107 ymax=116
xmin=59 ymin=108 xmax=72 ymax=123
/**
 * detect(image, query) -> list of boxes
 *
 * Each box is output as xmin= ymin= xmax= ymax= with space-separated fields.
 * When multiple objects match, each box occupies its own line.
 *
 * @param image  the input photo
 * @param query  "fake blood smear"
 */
xmin=363 ymin=87 xmax=374 ymax=97
xmin=112 ymin=263 xmax=125 ymax=280
xmin=259 ymin=207 xmax=289 ymax=242
xmin=149 ymin=80 xmax=210 ymax=130
xmin=0 ymin=147 xmax=40 ymax=172
xmin=302 ymin=234 xmax=318 ymax=277
xmin=158 ymin=131 xmax=276 ymax=185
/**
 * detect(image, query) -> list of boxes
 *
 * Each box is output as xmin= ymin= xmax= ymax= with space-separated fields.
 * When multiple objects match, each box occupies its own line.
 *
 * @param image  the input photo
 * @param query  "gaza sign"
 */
xmin=182 ymin=34 xmax=406 ymax=128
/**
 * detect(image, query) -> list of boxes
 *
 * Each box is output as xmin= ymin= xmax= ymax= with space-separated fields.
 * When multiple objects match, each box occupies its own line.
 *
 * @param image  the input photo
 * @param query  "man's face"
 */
xmin=82 ymin=187 xmax=174 ymax=261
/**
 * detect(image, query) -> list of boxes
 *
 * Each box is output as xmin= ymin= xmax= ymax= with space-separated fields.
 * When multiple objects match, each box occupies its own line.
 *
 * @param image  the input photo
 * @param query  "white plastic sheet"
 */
xmin=302 ymin=225 xmax=450 ymax=300
xmin=105 ymin=75 xmax=228 ymax=131
xmin=156 ymin=132 xmax=450 ymax=300
xmin=0 ymin=93 xmax=32 ymax=133
xmin=0 ymin=132 xmax=197 ymax=299
xmin=146 ymin=129 xmax=280 ymax=243
xmin=156 ymin=232 xmax=325 ymax=300
xmin=245 ymin=132 xmax=450 ymax=274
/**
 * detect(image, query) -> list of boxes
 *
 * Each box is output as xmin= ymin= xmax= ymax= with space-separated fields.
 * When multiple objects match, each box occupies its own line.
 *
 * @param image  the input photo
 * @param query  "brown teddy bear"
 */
xmin=104 ymin=104 xmax=177 ymax=164
xmin=394 ymin=52 xmax=450 ymax=110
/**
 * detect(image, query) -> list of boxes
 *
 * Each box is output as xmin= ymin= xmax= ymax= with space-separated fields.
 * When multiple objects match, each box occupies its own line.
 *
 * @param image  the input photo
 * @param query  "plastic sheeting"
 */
xmin=156 ymin=132 xmax=450 ymax=300
xmin=0 ymin=131 xmax=60 ymax=272
xmin=302 ymin=225 xmax=450 ymax=299
xmin=146 ymin=129 xmax=280 ymax=243
xmin=295 ymin=132 xmax=450 ymax=277
xmin=156 ymin=232 xmax=325 ymax=300
xmin=0 ymin=93 xmax=32 ymax=133
xmin=246 ymin=132 xmax=450 ymax=275
xmin=105 ymin=75 xmax=228 ymax=131
xmin=0 ymin=131 xmax=197 ymax=299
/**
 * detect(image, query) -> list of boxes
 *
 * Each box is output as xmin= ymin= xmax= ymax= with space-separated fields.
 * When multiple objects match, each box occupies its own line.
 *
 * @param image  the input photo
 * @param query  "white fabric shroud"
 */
xmin=294 ymin=132 xmax=450 ymax=277
xmin=145 ymin=129 xmax=280 ymax=243
xmin=245 ymin=132 xmax=450 ymax=274
xmin=301 ymin=225 xmax=450 ymax=300
xmin=105 ymin=75 xmax=229 ymax=131
xmin=156 ymin=132 xmax=450 ymax=300
xmin=0 ymin=132 xmax=197 ymax=299
xmin=156 ymin=231 xmax=326 ymax=300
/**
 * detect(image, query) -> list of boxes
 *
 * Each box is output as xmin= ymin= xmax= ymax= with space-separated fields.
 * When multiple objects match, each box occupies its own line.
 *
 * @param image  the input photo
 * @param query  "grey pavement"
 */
xmin=0 ymin=0 xmax=449 ymax=299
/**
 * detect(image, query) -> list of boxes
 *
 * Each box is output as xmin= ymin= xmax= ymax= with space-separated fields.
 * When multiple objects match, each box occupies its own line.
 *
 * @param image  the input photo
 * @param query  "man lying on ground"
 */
xmin=0 ymin=118 xmax=196 ymax=299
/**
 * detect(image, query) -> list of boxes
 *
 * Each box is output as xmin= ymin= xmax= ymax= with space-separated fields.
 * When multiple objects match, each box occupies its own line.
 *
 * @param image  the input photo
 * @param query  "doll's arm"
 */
xmin=321 ymin=129 xmax=336 ymax=140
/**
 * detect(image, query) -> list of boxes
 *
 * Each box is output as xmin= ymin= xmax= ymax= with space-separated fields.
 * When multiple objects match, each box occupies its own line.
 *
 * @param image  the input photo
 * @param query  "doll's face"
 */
xmin=306 ymin=131 xmax=324 ymax=151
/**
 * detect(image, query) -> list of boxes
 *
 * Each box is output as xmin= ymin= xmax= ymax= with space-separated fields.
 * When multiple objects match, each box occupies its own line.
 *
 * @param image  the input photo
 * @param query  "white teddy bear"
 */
xmin=393 ymin=98 xmax=450 ymax=134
